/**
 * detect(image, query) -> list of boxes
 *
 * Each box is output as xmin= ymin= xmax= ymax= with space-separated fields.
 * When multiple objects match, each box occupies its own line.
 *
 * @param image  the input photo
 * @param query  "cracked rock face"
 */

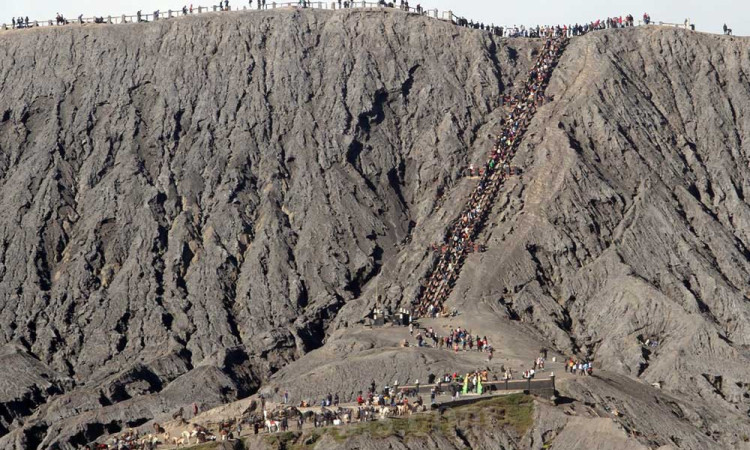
xmin=0 ymin=9 xmax=539 ymax=448
xmin=433 ymin=27 xmax=750 ymax=449
xmin=0 ymin=8 xmax=749 ymax=450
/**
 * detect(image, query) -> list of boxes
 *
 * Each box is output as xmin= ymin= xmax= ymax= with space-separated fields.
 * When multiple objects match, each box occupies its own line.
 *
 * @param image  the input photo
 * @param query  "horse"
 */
xmin=265 ymin=419 xmax=280 ymax=433
xmin=180 ymin=430 xmax=197 ymax=445
xmin=379 ymin=406 xmax=394 ymax=419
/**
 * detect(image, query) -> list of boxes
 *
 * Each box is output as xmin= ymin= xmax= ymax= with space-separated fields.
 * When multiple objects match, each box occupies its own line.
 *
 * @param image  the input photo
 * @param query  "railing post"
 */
xmin=122 ymin=14 xmax=127 ymax=23
xmin=550 ymin=373 xmax=556 ymax=395
xmin=34 ymin=21 xmax=38 ymax=27
xmin=272 ymin=2 xmax=276 ymax=8
xmin=526 ymin=377 xmax=531 ymax=393
xmin=505 ymin=379 xmax=508 ymax=390
xmin=1 ymin=24 xmax=6 ymax=30
xmin=108 ymin=15 xmax=112 ymax=24
xmin=168 ymin=10 xmax=173 ymax=18
xmin=331 ymin=2 xmax=336 ymax=9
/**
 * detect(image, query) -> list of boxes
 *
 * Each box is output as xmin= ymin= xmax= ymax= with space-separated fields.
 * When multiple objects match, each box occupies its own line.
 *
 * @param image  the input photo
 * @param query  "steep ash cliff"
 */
xmin=0 ymin=8 xmax=749 ymax=450
xmin=0 ymin=8 xmax=540 ymax=448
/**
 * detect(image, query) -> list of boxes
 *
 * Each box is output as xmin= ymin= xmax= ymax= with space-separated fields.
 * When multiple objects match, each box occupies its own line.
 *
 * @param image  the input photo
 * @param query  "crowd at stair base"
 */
xmin=457 ymin=13 xmax=639 ymax=37
xmin=412 ymin=35 xmax=567 ymax=319
xmin=404 ymin=325 xmax=495 ymax=361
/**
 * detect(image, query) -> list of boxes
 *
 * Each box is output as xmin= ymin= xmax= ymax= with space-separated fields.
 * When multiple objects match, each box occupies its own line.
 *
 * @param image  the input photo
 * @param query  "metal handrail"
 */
xmin=1 ymin=5 xmax=700 ymax=36
xmin=1 ymin=2 xmax=455 ymax=31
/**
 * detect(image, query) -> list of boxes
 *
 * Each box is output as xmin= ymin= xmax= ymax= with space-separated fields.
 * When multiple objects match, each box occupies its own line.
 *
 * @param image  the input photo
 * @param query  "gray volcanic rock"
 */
xmin=0 ymin=8 xmax=539 ymax=448
xmin=0 ymin=7 xmax=749 ymax=450
xmin=417 ymin=27 xmax=750 ymax=449
xmin=467 ymin=27 xmax=750 ymax=448
xmin=267 ymin=25 xmax=750 ymax=450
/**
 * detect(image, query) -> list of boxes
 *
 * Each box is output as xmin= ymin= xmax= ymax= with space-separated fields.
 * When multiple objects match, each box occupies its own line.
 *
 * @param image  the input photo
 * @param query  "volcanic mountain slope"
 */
xmin=266 ymin=24 xmax=750 ymax=450
xmin=0 ymin=8 xmax=543 ymax=448
xmin=0 ymin=7 xmax=749 ymax=450
xmin=325 ymin=25 xmax=750 ymax=449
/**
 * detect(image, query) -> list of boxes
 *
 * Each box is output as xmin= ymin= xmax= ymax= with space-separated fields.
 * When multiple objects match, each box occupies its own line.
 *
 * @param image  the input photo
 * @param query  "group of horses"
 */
xmin=260 ymin=402 xmax=429 ymax=434
xmin=92 ymin=423 xmax=215 ymax=449
xmin=96 ymin=399 xmax=432 ymax=448
xmin=150 ymin=421 xmax=229 ymax=447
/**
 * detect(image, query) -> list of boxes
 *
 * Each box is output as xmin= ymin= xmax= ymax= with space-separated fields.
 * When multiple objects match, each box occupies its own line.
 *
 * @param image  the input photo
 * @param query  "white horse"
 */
xmin=379 ymin=406 xmax=394 ymax=419
xmin=180 ymin=430 xmax=197 ymax=445
xmin=266 ymin=419 xmax=280 ymax=433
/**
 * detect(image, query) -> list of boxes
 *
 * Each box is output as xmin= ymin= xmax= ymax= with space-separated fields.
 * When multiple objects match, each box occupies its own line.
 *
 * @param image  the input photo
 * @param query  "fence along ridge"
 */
xmin=2 ymin=3 xmax=454 ymax=31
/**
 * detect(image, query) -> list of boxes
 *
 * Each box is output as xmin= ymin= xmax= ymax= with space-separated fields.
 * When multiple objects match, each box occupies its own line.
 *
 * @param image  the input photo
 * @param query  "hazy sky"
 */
xmin=0 ymin=0 xmax=747 ymax=36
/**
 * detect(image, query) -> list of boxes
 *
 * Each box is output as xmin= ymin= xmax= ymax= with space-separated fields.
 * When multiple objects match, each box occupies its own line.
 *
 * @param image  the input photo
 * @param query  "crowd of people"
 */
xmin=7 ymin=3 xmax=704 ymax=36
xmin=455 ymin=13 xmax=644 ymax=37
xmin=289 ymin=365 xmax=500 ymax=415
xmin=412 ymin=35 xmax=568 ymax=319
xmin=5 ymin=0 xmax=428 ymax=29
xmin=564 ymin=357 xmax=594 ymax=376
xmin=9 ymin=16 xmax=29 ymax=29
xmin=405 ymin=325 xmax=496 ymax=361
xmin=87 ymin=351 xmax=562 ymax=448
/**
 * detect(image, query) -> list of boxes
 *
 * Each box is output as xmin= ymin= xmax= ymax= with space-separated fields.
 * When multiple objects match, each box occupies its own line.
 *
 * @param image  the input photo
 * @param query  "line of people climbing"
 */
xmin=412 ymin=35 xmax=568 ymax=319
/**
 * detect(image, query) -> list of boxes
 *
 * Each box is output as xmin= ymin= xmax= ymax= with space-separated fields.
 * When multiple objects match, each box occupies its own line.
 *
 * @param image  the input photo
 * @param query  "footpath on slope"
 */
xmin=139 ymin=316 xmax=580 ymax=448
xmin=412 ymin=34 xmax=569 ymax=319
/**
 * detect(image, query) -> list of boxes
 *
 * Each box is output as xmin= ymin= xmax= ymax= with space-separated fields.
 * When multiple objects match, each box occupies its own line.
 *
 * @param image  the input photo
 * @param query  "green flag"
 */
xmin=462 ymin=376 xmax=469 ymax=395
